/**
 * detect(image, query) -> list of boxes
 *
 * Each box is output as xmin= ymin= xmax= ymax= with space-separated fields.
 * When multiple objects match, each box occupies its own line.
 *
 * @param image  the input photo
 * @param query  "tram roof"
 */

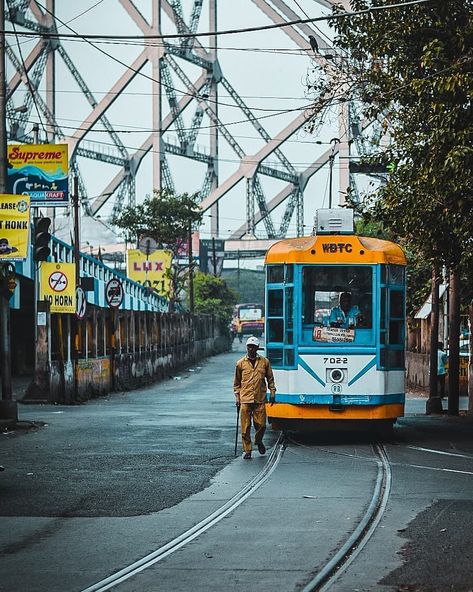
xmin=264 ymin=234 xmax=407 ymax=265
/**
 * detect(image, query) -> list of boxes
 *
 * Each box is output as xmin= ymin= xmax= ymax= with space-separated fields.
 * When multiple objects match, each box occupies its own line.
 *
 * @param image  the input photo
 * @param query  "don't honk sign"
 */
xmin=40 ymin=262 xmax=75 ymax=313
xmin=0 ymin=194 xmax=31 ymax=261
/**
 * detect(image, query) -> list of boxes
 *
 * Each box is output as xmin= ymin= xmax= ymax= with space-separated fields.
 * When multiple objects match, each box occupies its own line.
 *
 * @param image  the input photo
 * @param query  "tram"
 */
xmin=264 ymin=208 xmax=407 ymax=431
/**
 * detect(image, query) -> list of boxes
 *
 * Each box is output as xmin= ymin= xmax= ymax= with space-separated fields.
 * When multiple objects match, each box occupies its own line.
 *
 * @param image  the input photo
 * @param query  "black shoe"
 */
xmin=257 ymin=442 xmax=266 ymax=455
xmin=243 ymin=452 xmax=251 ymax=460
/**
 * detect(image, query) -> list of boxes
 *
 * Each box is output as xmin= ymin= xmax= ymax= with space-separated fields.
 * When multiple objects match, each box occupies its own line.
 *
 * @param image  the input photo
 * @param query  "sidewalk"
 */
xmin=0 ymin=375 xmax=39 ymax=430
xmin=405 ymin=390 xmax=470 ymax=415
xmin=11 ymin=375 xmax=32 ymax=401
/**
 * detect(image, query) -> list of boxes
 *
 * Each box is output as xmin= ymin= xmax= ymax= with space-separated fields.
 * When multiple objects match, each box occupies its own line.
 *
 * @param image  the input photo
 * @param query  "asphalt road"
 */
xmin=1 ymin=343 xmax=473 ymax=592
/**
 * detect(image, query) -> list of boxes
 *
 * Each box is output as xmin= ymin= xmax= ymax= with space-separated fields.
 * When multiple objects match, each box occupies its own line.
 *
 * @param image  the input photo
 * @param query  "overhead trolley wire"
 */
xmin=20 ymin=1 xmax=308 ymax=115
xmin=3 ymin=0 xmax=433 ymax=41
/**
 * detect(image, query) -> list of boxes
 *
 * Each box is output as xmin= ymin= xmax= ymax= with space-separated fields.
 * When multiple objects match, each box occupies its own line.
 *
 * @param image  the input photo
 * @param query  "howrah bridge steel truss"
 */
xmin=5 ymin=0 xmax=380 ymax=248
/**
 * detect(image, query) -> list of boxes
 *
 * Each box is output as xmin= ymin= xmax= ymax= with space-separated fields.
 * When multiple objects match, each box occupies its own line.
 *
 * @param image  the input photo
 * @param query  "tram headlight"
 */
xmin=329 ymin=368 xmax=345 ymax=383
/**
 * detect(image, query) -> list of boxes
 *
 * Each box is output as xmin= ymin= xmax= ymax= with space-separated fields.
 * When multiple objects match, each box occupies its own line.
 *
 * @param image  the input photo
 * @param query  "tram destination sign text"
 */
xmin=313 ymin=326 xmax=355 ymax=343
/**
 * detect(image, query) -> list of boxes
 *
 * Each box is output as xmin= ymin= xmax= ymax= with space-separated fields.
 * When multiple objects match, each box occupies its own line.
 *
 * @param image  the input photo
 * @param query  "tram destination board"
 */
xmin=105 ymin=278 xmax=124 ymax=308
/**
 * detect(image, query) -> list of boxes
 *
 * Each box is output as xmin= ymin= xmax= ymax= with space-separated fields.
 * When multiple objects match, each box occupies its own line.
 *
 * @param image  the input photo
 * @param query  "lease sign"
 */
xmin=0 ymin=194 xmax=30 ymax=261
xmin=40 ymin=262 xmax=75 ymax=313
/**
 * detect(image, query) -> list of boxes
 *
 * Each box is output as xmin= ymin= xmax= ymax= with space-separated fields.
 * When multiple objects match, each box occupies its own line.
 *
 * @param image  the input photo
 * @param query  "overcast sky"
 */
xmin=11 ymin=1 xmax=345 ymax=257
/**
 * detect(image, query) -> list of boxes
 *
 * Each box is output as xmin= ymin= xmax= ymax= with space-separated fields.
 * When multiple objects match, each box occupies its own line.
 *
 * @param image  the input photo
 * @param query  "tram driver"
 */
xmin=329 ymin=292 xmax=363 ymax=329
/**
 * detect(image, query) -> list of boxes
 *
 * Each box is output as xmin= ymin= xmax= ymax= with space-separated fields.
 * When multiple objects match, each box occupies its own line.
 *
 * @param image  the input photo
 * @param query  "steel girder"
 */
xmin=5 ymin=0 xmax=363 ymax=242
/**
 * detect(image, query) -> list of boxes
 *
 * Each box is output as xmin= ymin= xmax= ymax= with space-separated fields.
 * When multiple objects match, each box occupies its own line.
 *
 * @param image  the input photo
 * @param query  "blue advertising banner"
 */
xmin=7 ymin=144 xmax=69 ymax=206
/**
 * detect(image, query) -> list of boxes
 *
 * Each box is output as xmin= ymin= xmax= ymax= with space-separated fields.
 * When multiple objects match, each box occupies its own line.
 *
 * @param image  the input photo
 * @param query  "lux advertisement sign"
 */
xmin=126 ymin=249 xmax=172 ymax=296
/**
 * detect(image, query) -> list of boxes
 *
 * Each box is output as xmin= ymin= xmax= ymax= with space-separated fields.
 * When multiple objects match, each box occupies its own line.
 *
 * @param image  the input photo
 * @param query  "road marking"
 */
xmin=407 ymin=445 xmax=473 ymax=459
xmin=394 ymin=462 xmax=473 ymax=476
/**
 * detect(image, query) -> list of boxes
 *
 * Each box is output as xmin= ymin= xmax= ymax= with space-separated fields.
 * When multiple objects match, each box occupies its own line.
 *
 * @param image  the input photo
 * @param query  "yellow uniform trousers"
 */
xmin=240 ymin=402 xmax=266 ymax=453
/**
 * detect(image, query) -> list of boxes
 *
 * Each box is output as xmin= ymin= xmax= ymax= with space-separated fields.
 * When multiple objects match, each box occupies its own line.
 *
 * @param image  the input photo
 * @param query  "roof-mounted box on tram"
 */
xmin=264 ymin=208 xmax=407 ymax=430
xmin=315 ymin=208 xmax=354 ymax=235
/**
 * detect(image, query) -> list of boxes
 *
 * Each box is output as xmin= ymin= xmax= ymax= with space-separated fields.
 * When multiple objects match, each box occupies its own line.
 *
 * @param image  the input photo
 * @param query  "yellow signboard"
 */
xmin=127 ymin=249 xmax=171 ymax=296
xmin=40 ymin=262 xmax=75 ymax=313
xmin=0 ymin=194 xmax=31 ymax=261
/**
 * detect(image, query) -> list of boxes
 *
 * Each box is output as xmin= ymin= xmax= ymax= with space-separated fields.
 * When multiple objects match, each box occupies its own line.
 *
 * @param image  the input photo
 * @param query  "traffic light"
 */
xmin=33 ymin=217 xmax=51 ymax=261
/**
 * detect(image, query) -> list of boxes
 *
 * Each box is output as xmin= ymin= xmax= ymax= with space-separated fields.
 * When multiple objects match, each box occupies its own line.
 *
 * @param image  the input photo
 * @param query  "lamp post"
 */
xmin=328 ymin=137 xmax=340 ymax=208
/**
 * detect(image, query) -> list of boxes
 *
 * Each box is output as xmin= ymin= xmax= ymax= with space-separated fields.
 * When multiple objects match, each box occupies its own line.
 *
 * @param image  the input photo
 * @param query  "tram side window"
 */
xmin=267 ymin=265 xmax=284 ymax=284
xmin=285 ymin=286 xmax=293 ymax=345
xmin=302 ymin=266 xmax=372 ymax=341
xmin=389 ymin=290 xmax=404 ymax=346
xmin=267 ymin=289 xmax=284 ymax=343
xmin=267 ymin=348 xmax=283 ymax=366
xmin=379 ymin=286 xmax=405 ymax=369
xmin=382 ymin=264 xmax=405 ymax=286
xmin=268 ymin=289 xmax=283 ymax=317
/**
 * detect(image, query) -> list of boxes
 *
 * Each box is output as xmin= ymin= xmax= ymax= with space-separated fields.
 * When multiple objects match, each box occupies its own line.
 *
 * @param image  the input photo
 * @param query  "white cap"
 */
xmin=246 ymin=336 xmax=260 ymax=347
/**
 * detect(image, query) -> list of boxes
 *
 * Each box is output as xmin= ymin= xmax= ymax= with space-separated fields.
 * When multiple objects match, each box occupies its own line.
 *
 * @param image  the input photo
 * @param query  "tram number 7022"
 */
xmin=323 ymin=357 xmax=348 ymax=365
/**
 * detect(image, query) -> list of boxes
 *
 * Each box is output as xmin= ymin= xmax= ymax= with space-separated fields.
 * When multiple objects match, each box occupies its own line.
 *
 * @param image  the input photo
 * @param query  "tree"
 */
xmin=307 ymin=0 xmax=472 ymax=267
xmin=307 ymin=0 xmax=473 ymax=410
xmin=193 ymin=272 xmax=238 ymax=326
xmin=111 ymin=190 xmax=203 ymax=311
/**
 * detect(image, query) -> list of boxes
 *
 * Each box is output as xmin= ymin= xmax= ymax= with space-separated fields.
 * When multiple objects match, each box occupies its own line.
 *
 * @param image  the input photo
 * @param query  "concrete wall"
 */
xmin=406 ymin=351 xmax=430 ymax=392
xmin=406 ymin=351 xmax=468 ymax=396
xmin=46 ymin=313 xmax=231 ymax=404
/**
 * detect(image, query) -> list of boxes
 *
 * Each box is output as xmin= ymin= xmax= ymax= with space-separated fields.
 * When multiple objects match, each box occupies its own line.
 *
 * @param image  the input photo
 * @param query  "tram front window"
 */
xmin=302 ymin=266 xmax=372 ymax=342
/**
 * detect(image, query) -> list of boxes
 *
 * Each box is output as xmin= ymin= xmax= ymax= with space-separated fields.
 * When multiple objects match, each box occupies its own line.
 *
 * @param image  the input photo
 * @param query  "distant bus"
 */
xmin=231 ymin=303 xmax=265 ymax=343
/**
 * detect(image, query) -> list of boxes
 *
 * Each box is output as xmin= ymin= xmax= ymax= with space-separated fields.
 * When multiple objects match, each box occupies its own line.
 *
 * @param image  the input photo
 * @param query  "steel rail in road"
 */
xmin=81 ymin=434 xmax=286 ymax=592
xmin=302 ymin=442 xmax=392 ymax=592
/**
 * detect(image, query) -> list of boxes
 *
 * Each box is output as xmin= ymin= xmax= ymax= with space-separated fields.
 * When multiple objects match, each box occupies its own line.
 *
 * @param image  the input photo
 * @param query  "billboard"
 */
xmin=199 ymin=239 xmax=225 ymax=276
xmin=7 ymin=144 xmax=69 ymax=206
xmin=126 ymin=249 xmax=171 ymax=296
xmin=0 ymin=194 xmax=31 ymax=261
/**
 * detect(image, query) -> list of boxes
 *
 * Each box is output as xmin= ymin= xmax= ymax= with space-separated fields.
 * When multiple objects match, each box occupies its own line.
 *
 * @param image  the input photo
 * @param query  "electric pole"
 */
xmin=188 ymin=221 xmax=194 ymax=313
xmin=0 ymin=0 xmax=16 ymax=422
xmin=426 ymin=266 xmax=443 ymax=414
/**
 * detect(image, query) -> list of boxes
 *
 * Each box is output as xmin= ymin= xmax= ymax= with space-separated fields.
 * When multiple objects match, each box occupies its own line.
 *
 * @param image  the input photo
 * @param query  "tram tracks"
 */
xmin=82 ymin=436 xmax=392 ymax=592
xmin=81 ymin=434 xmax=286 ymax=592
xmin=300 ymin=442 xmax=392 ymax=592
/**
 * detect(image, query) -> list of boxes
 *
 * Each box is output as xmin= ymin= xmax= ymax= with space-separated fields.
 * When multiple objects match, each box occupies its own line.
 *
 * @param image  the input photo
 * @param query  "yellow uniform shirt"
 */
xmin=233 ymin=354 xmax=276 ymax=404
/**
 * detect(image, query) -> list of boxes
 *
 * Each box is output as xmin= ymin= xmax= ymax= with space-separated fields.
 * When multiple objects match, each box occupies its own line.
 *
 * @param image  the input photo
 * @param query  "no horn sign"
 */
xmin=105 ymin=278 xmax=124 ymax=308
xmin=40 ymin=262 xmax=75 ymax=313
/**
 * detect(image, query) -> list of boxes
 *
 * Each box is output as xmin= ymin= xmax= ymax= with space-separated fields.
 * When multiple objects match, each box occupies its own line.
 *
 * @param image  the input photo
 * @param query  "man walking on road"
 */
xmin=234 ymin=336 xmax=276 ymax=459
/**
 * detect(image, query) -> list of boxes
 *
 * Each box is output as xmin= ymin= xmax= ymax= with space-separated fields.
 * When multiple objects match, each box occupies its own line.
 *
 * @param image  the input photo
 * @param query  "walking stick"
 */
xmin=234 ymin=404 xmax=240 ymax=456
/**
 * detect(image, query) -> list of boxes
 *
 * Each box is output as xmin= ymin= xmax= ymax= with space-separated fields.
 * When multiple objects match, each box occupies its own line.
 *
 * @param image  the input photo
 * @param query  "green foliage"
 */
xmin=111 ymin=189 xmax=203 ymax=254
xmin=194 ymin=272 xmax=238 ymax=324
xmin=355 ymin=216 xmax=431 ymax=317
xmin=221 ymin=268 xmax=265 ymax=304
xmin=309 ymin=0 xmax=473 ymax=318
xmin=354 ymin=218 xmax=391 ymax=241
xmin=111 ymin=189 xmax=203 ymax=310
xmin=309 ymin=0 xmax=473 ymax=269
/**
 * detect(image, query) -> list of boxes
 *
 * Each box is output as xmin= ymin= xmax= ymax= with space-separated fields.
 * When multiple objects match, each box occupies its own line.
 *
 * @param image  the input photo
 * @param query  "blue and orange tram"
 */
xmin=264 ymin=209 xmax=407 ymax=431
